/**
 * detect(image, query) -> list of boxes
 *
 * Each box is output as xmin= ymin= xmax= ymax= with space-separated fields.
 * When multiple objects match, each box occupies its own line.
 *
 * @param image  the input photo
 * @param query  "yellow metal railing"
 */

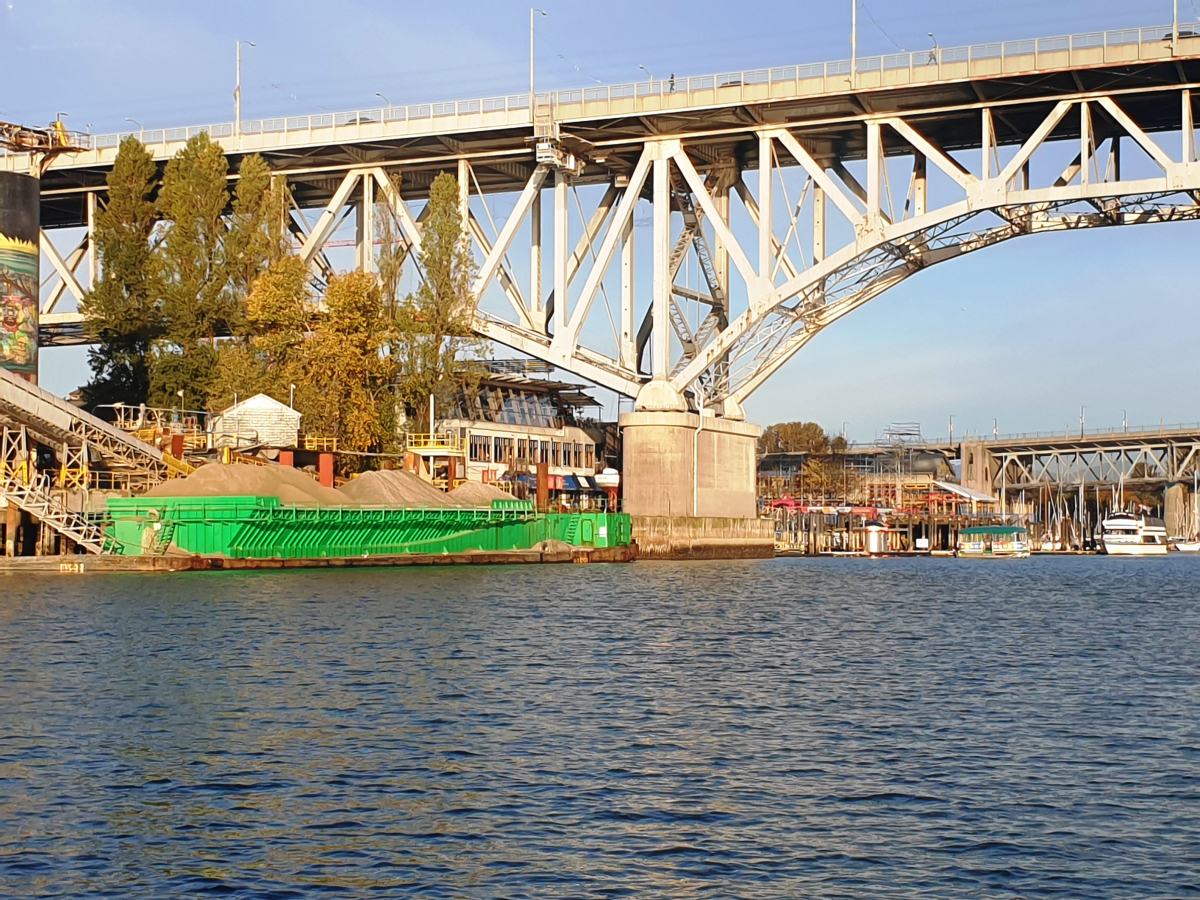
xmin=163 ymin=451 xmax=196 ymax=478
xmin=406 ymin=432 xmax=465 ymax=454
xmin=302 ymin=435 xmax=339 ymax=452
xmin=59 ymin=463 xmax=89 ymax=491
xmin=0 ymin=459 xmax=31 ymax=486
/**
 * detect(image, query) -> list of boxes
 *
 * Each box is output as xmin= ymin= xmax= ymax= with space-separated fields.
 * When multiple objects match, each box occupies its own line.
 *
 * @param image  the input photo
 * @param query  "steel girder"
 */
xmin=32 ymin=71 xmax=1200 ymax=416
xmin=987 ymin=437 xmax=1200 ymax=490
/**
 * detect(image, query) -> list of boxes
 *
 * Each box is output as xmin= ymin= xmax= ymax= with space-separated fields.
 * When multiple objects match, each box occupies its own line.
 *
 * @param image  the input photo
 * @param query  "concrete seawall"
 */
xmin=631 ymin=516 xmax=775 ymax=560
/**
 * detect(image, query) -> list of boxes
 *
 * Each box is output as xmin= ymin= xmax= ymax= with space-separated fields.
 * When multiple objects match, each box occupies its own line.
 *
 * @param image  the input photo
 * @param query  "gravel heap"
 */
xmin=448 ymin=481 xmax=515 ymax=507
xmin=146 ymin=463 xmax=346 ymax=505
xmin=336 ymin=470 xmax=463 ymax=508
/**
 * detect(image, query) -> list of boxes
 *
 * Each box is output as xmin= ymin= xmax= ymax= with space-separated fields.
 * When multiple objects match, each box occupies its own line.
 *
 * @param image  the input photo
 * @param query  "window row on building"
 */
xmin=468 ymin=434 xmax=595 ymax=470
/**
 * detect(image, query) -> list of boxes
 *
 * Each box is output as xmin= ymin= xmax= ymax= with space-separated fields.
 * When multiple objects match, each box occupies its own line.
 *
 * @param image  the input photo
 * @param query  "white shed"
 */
xmin=210 ymin=393 xmax=301 ymax=449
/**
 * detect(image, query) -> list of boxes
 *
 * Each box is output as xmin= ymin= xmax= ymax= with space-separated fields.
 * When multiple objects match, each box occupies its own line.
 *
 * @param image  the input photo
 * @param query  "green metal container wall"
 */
xmin=105 ymin=497 xmax=632 ymax=559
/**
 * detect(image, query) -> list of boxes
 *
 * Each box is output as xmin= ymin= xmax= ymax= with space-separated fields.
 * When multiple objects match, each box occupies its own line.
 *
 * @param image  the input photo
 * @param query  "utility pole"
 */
xmin=850 ymin=0 xmax=858 ymax=88
xmin=1173 ymin=0 xmax=1180 ymax=55
xmin=530 ymin=9 xmax=547 ymax=110
xmin=236 ymin=39 xmax=256 ymax=139
xmin=1080 ymin=405 xmax=1086 ymax=439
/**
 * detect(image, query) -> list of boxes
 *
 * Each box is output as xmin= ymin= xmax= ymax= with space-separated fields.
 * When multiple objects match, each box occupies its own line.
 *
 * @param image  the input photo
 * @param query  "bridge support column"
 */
xmin=1165 ymin=482 xmax=1188 ymax=538
xmin=0 ymin=171 xmax=39 ymax=384
xmin=959 ymin=440 xmax=997 ymax=497
xmin=619 ymin=411 xmax=760 ymax=517
xmin=619 ymin=411 xmax=770 ymax=558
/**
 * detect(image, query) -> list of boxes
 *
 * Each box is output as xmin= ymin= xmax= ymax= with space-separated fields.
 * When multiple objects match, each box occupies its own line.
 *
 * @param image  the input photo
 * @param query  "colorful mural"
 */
xmin=0 ymin=232 xmax=38 ymax=373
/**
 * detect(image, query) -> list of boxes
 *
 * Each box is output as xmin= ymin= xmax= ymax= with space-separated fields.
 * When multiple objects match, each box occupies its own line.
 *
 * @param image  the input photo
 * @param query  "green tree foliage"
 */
xmin=225 ymin=154 xmax=290 ymax=303
xmin=207 ymin=255 xmax=313 ymax=412
xmin=758 ymin=421 xmax=835 ymax=455
xmin=298 ymin=271 xmax=398 ymax=471
xmin=157 ymin=132 xmax=234 ymax=346
xmin=392 ymin=172 xmax=485 ymax=430
xmin=141 ymin=135 xmax=289 ymax=409
xmin=79 ymin=137 xmax=164 ymax=410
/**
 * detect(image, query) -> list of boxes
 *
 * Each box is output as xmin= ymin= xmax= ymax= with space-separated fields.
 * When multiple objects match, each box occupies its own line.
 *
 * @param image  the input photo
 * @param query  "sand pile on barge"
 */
xmin=146 ymin=463 xmax=346 ymax=505
xmin=336 ymin=470 xmax=462 ymax=508
xmin=448 ymin=481 xmax=514 ymax=507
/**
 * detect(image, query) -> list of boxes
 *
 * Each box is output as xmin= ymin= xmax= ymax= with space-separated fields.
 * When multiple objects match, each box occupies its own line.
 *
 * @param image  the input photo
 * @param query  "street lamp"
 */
xmin=124 ymin=117 xmax=143 ymax=139
xmin=948 ymin=415 xmax=955 ymax=443
xmin=375 ymin=92 xmax=391 ymax=111
xmin=177 ymin=389 xmax=185 ymax=416
xmin=927 ymin=32 xmax=939 ymax=67
xmin=1122 ymin=408 xmax=1128 ymax=432
xmin=1079 ymin=405 xmax=1086 ymax=439
xmin=638 ymin=64 xmax=654 ymax=89
xmin=993 ymin=417 xmax=998 ymax=439
xmin=236 ymin=39 xmax=256 ymax=138
xmin=850 ymin=0 xmax=858 ymax=87
xmin=530 ymin=8 xmax=547 ymax=107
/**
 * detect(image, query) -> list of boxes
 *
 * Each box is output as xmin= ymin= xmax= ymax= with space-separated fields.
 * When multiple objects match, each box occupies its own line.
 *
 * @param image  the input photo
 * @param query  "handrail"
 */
xmin=26 ymin=22 xmax=1192 ymax=160
xmin=406 ymin=432 xmax=466 ymax=453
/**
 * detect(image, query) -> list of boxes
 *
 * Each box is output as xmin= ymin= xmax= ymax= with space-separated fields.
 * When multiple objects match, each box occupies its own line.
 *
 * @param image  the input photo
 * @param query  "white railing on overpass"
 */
xmin=9 ymin=22 xmax=1194 ymax=162
xmin=930 ymin=422 xmax=1200 ymax=445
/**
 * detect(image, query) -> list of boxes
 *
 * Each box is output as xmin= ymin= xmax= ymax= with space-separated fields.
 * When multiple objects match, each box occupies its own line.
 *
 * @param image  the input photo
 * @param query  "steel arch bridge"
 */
xmin=17 ymin=23 xmax=1200 ymax=418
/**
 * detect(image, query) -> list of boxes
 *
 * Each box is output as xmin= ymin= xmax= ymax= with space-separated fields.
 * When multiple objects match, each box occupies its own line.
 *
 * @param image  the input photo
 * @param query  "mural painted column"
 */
xmin=0 ymin=171 xmax=39 ymax=383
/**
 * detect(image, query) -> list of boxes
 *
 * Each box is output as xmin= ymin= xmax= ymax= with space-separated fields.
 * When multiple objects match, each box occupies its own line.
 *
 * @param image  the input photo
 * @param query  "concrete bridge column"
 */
xmin=619 ymin=410 xmax=759 ymax=518
xmin=959 ymin=440 xmax=997 ymax=497
xmin=1165 ymin=482 xmax=1188 ymax=537
xmin=619 ymin=400 xmax=772 ymax=559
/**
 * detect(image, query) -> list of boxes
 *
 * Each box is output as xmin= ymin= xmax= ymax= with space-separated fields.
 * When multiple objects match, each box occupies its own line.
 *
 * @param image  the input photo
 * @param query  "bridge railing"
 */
xmin=938 ymin=422 xmax=1200 ymax=445
xmin=20 ymin=21 xmax=1190 ymax=161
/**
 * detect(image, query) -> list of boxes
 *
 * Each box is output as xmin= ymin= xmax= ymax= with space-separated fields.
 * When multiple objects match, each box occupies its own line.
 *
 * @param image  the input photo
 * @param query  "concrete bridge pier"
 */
xmin=618 ymin=382 xmax=772 ymax=559
xmin=1165 ymin=482 xmax=1189 ymax=538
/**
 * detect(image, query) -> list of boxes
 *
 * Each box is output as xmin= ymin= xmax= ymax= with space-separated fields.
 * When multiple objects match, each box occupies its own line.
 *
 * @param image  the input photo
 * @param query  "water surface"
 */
xmin=1 ymin=557 xmax=1197 ymax=897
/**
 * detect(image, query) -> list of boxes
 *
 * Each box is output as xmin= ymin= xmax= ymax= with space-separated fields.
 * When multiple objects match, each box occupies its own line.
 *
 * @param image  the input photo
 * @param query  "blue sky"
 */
xmin=5 ymin=0 xmax=1198 ymax=440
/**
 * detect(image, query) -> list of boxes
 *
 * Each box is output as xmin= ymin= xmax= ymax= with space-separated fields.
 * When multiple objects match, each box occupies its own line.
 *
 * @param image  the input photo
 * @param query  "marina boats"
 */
xmin=956 ymin=525 xmax=1030 ymax=558
xmin=1100 ymin=512 xmax=1169 ymax=555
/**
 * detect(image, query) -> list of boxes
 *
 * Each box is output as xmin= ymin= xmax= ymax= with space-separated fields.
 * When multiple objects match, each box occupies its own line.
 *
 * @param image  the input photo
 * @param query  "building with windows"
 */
xmin=436 ymin=373 xmax=602 ymax=492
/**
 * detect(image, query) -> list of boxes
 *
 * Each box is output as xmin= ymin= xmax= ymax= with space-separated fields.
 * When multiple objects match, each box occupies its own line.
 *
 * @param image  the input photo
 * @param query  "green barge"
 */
xmin=105 ymin=496 xmax=633 ymax=560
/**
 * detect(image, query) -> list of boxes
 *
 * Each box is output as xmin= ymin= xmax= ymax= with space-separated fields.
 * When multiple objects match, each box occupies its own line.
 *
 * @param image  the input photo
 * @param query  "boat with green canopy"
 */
xmin=956 ymin=525 xmax=1030 ymax=558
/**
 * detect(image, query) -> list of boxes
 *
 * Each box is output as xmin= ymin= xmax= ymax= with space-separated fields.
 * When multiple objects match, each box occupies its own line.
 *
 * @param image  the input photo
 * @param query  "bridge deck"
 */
xmin=10 ymin=23 xmax=1200 ymax=227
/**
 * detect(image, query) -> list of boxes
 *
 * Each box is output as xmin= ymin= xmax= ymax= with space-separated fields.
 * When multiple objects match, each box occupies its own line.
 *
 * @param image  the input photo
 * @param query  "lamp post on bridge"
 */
xmin=235 ymin=39 xmax=256 ymax=141
xmin=125 ymin=118 xmax=142 ymax=141
xmin=530 ymin=8 xmax=547 ymax=111
xmin=850 ymin=0 xmax=856 ymax=88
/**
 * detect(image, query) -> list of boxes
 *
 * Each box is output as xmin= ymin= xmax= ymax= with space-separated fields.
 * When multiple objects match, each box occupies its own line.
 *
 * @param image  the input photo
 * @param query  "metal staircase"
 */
xmin=0 ymin=367 xmax=171 ymax=486
xmin=0 ymin=469 xmax=108 ymax=554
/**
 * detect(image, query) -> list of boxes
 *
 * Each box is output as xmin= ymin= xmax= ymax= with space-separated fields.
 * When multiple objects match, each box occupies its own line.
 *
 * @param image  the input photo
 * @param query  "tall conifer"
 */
xmin=80 ymin=136 xmax=163 ymax=410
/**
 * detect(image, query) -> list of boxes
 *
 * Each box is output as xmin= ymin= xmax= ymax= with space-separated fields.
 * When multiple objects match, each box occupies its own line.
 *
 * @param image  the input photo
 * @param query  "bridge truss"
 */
xmin=22 ymin=26 xmax=1200 ymax=418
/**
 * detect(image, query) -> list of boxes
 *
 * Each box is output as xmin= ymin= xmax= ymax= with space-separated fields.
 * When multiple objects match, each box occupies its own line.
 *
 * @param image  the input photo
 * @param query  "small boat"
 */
xmin=1101 ymin=513 xmax=1169 ymax=555
xmin=957 ymin=525 xmax=1030 ymax=558
xmin=1170 ymin=538 xmax=1200 ymax=553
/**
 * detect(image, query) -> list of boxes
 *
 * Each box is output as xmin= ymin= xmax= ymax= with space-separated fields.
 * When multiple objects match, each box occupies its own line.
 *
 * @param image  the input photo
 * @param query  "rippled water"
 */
xmin=1 ymin=557 xmax=1197 ymax=897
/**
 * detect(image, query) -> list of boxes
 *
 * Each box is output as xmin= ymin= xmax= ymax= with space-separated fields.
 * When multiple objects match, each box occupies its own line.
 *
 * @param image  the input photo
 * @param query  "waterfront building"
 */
xmin=410 ymin=372 xmax=610 ymax=503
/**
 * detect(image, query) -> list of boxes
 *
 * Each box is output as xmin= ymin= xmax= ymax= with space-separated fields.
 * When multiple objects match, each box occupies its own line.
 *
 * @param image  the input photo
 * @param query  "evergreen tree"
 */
xmin=393 ymin=172 xmax=485 ymax=431
xmin=225 ymin=154 xmax=290 ymax=308
xmin=79 ymin=136 xmax=164 ymax=411
xmin=151 ymin=132 xmax=233 ymax=407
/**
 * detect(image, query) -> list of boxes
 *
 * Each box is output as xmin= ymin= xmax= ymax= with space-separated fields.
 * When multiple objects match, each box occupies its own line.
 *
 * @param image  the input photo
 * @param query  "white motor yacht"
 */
xmin=1101 ymin=513 xmax=1169 ymax=555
